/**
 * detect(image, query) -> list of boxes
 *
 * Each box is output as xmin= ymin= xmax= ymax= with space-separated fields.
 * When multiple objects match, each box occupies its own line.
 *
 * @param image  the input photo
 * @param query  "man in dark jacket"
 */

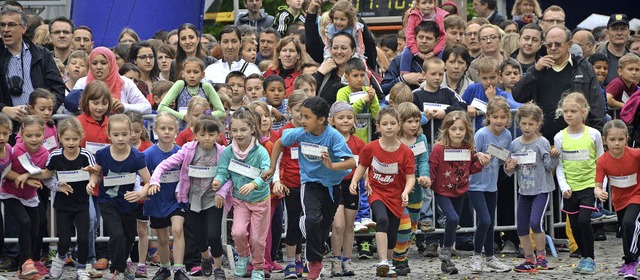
xmin=473 ymin=0 xmax=506 ymax=26
xmin=234 ymin=0 xmax=274 ymax=33
xmin=513 ymin=26 xmax=604 ymax=142
xmin=0 ymin=9 xmax=65 ymax=139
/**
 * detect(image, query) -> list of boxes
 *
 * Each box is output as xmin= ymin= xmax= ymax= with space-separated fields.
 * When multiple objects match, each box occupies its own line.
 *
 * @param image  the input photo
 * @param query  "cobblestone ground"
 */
xmin=0 ymin=232 xmax=629 ymax=279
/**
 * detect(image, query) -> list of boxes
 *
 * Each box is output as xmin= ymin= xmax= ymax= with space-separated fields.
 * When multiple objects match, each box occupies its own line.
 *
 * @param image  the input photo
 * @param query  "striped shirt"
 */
xmin=5 ymin=42 xmax=33 ymax=106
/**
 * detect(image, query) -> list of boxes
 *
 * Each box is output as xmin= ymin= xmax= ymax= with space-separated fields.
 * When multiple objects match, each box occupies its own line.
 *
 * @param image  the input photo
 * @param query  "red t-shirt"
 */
xmin=344 ymin=135 xmax=365 ymax=181
xmin=359 ymin=140 xmax=415 ymax=218
xmin=175 ymin=128 xmax=228 ymax=146
xmin=277 ymin=122 xmax=301 ymax=188
xmin=137 ymin=140 xmax=153 ymax=152
xmin=606 ymin=77 xmax=638 ymax=102
xmin=429 ymin=143 xmax=483 ymax=198
xmin=77 ymin=114 xmax=109 ymax=148
xmin=595 ymin=147 xmax=640 ymax=210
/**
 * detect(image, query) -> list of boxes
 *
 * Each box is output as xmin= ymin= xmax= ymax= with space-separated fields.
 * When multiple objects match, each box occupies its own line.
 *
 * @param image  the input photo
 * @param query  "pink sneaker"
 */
xmin=32 ymin=261 xmax=48 ymax=276
xmin=271 ymin=261 xmax=284 ymax=272
xmin=306 ymin=261 xmax=324 ymax=280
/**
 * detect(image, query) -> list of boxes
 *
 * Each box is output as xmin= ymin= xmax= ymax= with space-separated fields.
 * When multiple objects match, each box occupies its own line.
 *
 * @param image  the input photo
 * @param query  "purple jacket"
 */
xmin=149 ymin=141 xmax=233 ymax=213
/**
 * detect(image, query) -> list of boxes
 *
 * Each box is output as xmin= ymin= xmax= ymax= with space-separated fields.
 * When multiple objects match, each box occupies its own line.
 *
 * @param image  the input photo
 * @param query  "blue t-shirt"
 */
xmin=95 ymin=147 xmax=147 ymax=213
xmin=469 ymin=127 xmax=512 ymax=192
xmin=461 ymin=83 xmax=522 ymax=130
xmin=281 ymin=126 xmax=353 ymax=188
xmin=143 ymin=144 xmax=186 ymax=218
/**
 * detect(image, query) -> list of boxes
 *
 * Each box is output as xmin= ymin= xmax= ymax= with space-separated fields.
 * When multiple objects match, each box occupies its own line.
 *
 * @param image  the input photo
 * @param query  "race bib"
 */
xmin=160 ymin=170 xmax=180 ymax=183
xmin=228 ymin=159 xmax=261 ymax=179
xmin=188 ymin=166 xmax=217 ymax=179
xmin=422 ymin=102 xmax=449 ymax=111
xmin=411 ymin=142 xmax=427 ymax=156
xmin=354 ymin=155 xmax=359 ymax=166
xmin=486 ymin=143 xmax=510 ymax=161
xmin=56 ymin=170 xmax=90 ymax=183
xmin=43 ymin=136 xmax=57 ymax=150
xmin=291 ymin=147 xmax=299 ymax=160
xmin=300 ymin=142 xmax=328 ymax=157
xmin=372 ymin=157 xmax=398 ymax=174
xmin=470 ymin=98 xmax=487 ymax=113
xmin=349 ymin=91 xmax=367 ymax=104
xmin=178 ymin=107 xmax=188 ymax=115
xmin=103 ymin=172 xmax=136 ymax=187
xmin=444 ymin=149 xmax=471 ymax=161
xmin=511 ymin=152 xmax=536 ymax=165
xmin=18 ymin=153 xmax=42 ymax=175
xmin=562 ymin=150 xmax=590 ymax=161
xmin=622 ymin=91 xmax=630 ymax=103
xmin=609 ymin=174 xmax=637 ymax=188
xmin=86 ymin=142 xmax=110 ymax=155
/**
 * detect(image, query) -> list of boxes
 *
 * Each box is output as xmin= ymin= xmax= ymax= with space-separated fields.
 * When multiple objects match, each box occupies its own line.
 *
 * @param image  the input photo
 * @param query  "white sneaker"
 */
xmin=375 ymin=259 xmax=390 ymax=277
xmin=485 ymin=257 xmax=511 ymax=272
xmin=354 ymin=222 xmax=368 ymax=233
xmin=85 ymin=263 xmax=104 ymax=278
xmin=361 ymin=218 xmax=377 ymax=228
xmin=77 ymin=269 xmax=91 ymax=280
xmin=470 ymin=255 xmax=484 ymax=273
xmin=49 ymin=256 xmax=65 ymax=279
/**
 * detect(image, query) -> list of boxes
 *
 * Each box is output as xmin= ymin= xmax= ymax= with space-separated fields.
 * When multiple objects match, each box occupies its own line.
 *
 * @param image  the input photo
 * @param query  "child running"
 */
xmin=349 ymin=107 xmax=416 ymax=277
xmin=554 ymin=92 xmax=604 ymax=275
xmin=505 ymin=103 xmax=559 ymax=273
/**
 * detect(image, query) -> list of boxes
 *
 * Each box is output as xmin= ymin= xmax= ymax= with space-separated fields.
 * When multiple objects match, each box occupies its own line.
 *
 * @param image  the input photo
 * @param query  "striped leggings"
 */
xmin=392 ymin=201 xmax=422 ymax=262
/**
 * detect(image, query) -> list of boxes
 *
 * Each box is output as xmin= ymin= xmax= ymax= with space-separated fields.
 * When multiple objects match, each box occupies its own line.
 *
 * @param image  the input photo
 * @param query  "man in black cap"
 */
xmin=598 ymin=13 xmax=631 ymax=85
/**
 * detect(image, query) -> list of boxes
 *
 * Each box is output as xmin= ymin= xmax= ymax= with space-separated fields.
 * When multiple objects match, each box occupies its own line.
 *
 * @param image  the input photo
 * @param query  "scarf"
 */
xmin=232 ymin=137 xmax=256 ymax=160
xmin=87 ymin=47 xmax=124 ymax=100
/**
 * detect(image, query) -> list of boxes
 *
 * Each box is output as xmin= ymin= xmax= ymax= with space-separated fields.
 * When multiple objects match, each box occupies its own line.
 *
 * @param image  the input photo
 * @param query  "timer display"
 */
xmin=352 ymin=0 xmax=408 ymax=17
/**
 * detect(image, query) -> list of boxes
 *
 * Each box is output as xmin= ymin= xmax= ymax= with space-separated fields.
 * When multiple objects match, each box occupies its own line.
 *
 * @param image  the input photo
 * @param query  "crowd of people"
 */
xmin=0 ymin=0 xmax=638 ymax=279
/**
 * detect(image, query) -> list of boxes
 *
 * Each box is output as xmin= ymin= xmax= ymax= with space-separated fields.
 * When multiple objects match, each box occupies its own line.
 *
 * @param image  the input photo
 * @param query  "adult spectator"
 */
xmin=234 ymin=0 xmax=275 ymax=33
xmin=127 ymin=41 xmax=160 ymax=97
xmin=511 ymin=0 xmax=541 ymax=29
xmin=165 ymin=29 xmax=178 ymax=48
xmin=0 ymin=8 xmax=65 ymax=127
xmin=598 ymin=14 xmax=631 ymax=85
xmin=510 ymin=23 xmax=543 ymax=74
xmin=1 ymin=0 xmax=22 ymax=11
xmin=156 ymin=44 xmax=175 ymax=81
xmin=204 ymin=26 xmax=261 ymax=84
xmin=628 ymin=34 xmax=640 ymax=56
xmin=464 ymin=17 xmax=490 ymax=59
xmin=472 ymin=0 xmax=506 ymax=26
xmin=443 ymin=15 xmax=466 ymax=48
xmin=72 ymin=25 xmax=94 ymax=54
xmin=592 ymin=26 xmax=607 ymax=44
xmin=256 ymin=27 xmax=280 ymax=64
xmin=263 ymin=36 xmax=305 ymax=96
xmin=118 ymin=28 xmax=139 ymax=45
xmin=49 ymin=17 xmax=74 ymax=64
xmin=73 ymin=47 xmax=151 ymax=114
xmin=379 ymin=34 xmax=398 ymax=61
xmin=513 ymin=26 xmax=604 ymax=142
xmin=169 ymin=23 xmax=216 ymax=81
xmin=238 ymin=25 xmax=258 ymax=42
xmin=441 ymin=1 xmax=459 ymax=15
xmin=381 ymin=21 xmax=439 ymax=93
xmin=469 ymin=24 xmax=505 ymax=82
xmin=539 ymin=5 xmax=565 ymax=34
xmin=572 ymin=29 xmax=596 ymax=58
xmin=441 ymin=45 xmax=473 ymax=95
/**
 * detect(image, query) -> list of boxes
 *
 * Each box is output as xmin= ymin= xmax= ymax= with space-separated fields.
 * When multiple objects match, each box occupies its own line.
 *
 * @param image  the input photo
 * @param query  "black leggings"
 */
xmin=184 ymin=205 xmax=224 ymax=268
xmin=37 ymin=188 xmax=49 ymax=259
xmin=371 ymin=200 xmax=400 ymax=250
xmin=284 ymin=187 xmax=303 ymax=254
xmin=3 ymin=199 xmax=39 ymax=265
xmin=57 ymin=209 xmax=90 ymax=265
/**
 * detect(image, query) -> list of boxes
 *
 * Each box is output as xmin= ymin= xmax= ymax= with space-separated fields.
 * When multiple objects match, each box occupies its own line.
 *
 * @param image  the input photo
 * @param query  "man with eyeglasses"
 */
xmin=539 ymin=5 xmax=565 ymax=34
xmin=463 ymin=18 xmax=489 ymax=59
xmin=0 ymin=8 xmax=64 ymax=134
xmin=572 ymin=29 xmax=596 ymax=59
xmin=513 ymin=26 xmax=604 ymax=142
xmin=72 ymin=26 xmax=94 ymax=55
xmin=468 ymin=24 xmax=504 ymax=82
xmin=598 ymin=14 xmax=631 ymax=85
xmin=49 ymin=17 xmax=74 ymax=65
xmin=510 ymin=23 xmax=543 ymax=74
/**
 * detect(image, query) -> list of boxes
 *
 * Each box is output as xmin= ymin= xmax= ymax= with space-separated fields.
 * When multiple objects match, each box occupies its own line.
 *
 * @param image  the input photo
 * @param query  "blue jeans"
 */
xmin=468 ymin=191 xmax=498 ymax=256
xmin=434 ymin=194 xmax=465 ymax=248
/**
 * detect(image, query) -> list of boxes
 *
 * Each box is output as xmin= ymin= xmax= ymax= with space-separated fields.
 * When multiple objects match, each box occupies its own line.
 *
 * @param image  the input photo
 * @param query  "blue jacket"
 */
xmin=462 ymin=83 xmax=522 ymax=130
xmin=381 ymin=55 xmax=424 ymax=94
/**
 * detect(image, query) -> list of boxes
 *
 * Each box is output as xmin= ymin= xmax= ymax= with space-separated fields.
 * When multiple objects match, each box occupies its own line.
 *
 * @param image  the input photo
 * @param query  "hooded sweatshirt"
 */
xmin=0 ymin=142 xmax=49 ymax=206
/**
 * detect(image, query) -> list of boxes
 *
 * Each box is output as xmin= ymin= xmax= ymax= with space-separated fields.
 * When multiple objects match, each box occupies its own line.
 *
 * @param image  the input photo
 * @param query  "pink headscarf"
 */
xmin=87 ymin=47 xmax=124 ymax=100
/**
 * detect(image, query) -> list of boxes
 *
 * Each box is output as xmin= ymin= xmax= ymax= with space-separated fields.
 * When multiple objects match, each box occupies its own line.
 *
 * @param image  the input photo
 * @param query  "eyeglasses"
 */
xmin=465 ymin=32 xmax=478 ymax=37
xmin=480 ymin=35 xmax=499 ymax=42
xmin=0 ymin=22 xmax=20 ymax=29
xmin=51 ymin=30 xmax=72 ymax=35
xmin=544 ymin=41 xmax=566 ymax=49
xmin=137 ymin=54 xmax=155 ymax=61
xmin=541 ymin=19 xmax=565 ymax=25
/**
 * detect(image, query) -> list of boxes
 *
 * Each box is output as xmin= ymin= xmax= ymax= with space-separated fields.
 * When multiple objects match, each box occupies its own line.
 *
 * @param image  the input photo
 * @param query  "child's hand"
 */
xmin=214 ymin=194 xmax=225 ymax=209
xmin=550 ymin=147 xmax=561 ymax=158
xmin=58 ymin=182 xmax=74 ymax=195
xmin=424 ymin=109 xmax=435 ymax=120
xmin=25 ymin=178 xmax=42 ymax=189
xmin=272 ymin=108 xmax=286 ymax=121
xmin=15 ymin=173 xmax=30 ymax=189
xmin=148 ymin=184 xmax=160 ymax=196
xmin=433 ymin=109 xmax=446 ymax=119
xmin=273 ymin=181 xmax=289 ymax=196
xmin=124 ymin=190 xmax=146 ymax=202
xmin=321 ymin=151 xmax=333 ymax=169
xmin=418 ymin=176 xmax=431 ymax=188
xmin=467 ymin=106 xmax=478 ymax=117
xmin=365 ymin=181 xmax=373 ymax=196
xmin=349 ymin=182 xmax=358 ymax=195
xmin=86 ymin=182 xmax=95 ymax=195
xmin=485 ymin=85 xmax=496 ymax=99
xmin=82 ymin=165 xmax=99 ymax=174
xmin=594 ymin=187 xmax=608 ymax=202
xmin=562 ymin=189 xmax=572 ymax=199
xmin=261 ymin=168 xmax=274 ymax=181
xmin=307 ymin=0 xmax=322 ymax=14
xmin=366 ymin=87 xmax=376 ymax=104
xmin=238 ymin=182 xmax=257 ymax=196
xmin=477 ymin=152 xmax=492 ymax=166
xmin=505 ymin=157 xmax=518 ymax=171
xmin=211 ymin=179 xmax=221 ymax=191
xmin=112 ymin=99 xmax=125 ymax=114
xmin=401 ymin=191 xmax=409 ymax=207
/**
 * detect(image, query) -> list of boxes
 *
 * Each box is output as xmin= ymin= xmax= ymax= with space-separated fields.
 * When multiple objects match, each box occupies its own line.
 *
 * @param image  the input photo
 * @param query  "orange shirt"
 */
xmin=595 ymin=147 xmax=640 ymax=210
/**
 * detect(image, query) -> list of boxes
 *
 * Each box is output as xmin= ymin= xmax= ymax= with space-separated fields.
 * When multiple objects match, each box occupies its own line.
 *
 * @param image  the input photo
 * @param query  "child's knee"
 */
xmin=376 ymin=216 xmax=390 ymax=231
xmin=530 ymin=222 xmax=543 ymax=233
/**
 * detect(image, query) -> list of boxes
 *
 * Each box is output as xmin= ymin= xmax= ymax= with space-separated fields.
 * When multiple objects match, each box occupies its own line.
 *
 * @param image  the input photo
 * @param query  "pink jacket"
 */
xmin=1 ymin=142 xmax=49 ymax=200
xmin=406 ymin=7 xmax=448 ymax=56
xmin=149 ymin=141 xmax=233 ymax=212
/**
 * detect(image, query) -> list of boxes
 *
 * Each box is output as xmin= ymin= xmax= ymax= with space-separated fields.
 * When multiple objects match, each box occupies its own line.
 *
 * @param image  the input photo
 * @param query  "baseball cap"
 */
xmin=607 ymin=14 xmax=629 ymax=27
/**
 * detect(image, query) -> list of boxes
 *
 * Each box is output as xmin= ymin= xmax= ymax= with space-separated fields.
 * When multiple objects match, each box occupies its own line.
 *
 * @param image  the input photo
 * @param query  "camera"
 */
xmin=7 ymin=76 xmax=23 ymax=96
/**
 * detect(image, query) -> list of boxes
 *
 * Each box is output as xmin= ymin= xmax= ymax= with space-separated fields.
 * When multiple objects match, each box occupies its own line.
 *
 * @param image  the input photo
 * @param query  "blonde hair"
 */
xmin=501 ymin=33 xmax=520 ymax=56
xmin=555 ymin=92 xmax=590 ymax=120
xmin=618 ymin=53 xmax=640 ymax=69
xmin=288 ymin=90 xmax=308 ymax=108
xmin=475 ymin=56 xmax=499 ymax=74
xmin=515 ymin=103 xmax=544 ymax=135
xmin=422 ymin=57 xmax=445 ymax=73
xmin=397 ymin=102 xmax=422 ymax=137
xmin=329 ymin=0 xmax=357 ymax=29
xmin=57 ymin=117 xmax=84 ymax=138
xmin=437 ymin=111 xmax=474 ymax=149
xmin=107 ymin=114 xmax=132 ymax=133
xmin=0 ymin=112 xmax=12 ymax=131
xmin=511 ymin=0 xmax=542 ymax=17
xmin=154 ymin=111 xmax=179 ymax=130
xmin=389 ymin=83 xmax=413 ymax=105
xmin=482 ymin=96 xmax=512 ymax=127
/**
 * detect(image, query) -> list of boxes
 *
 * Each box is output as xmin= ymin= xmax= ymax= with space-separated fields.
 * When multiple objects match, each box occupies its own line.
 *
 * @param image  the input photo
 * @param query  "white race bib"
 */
xmin=411 ymin=142 xmax=427 ymax=156
xmin=300 ymin=142 xmax=328 ymax=157
xmin=511 ymin=152 xmax=536 ymax=165
xmin=228 ymin=159 xmax=261 ymax=179
xmin=444 ymin=149 xmax=471 ymax=161
xmin=609 ymin=174 xmax=637 ymax=188
xmin=42 ymin=136 xmax=57 ymax=150
xmin=349 ymin=91 xmax=367 ymax=104
xmin=178 ymin=107 xmax=188 ymax=115
xmin=562 ymin=150 xmax=590 ymax=161
xmin=354 ymin=155 xmax=359 ymax=166
xmin=486 ymin=143 xmax=510 ymax=161
xmin=470 ymin=98 xmax=487 ymax=113
xmin=103 ymin=172 xmax=137 ymax=187
xmin=291 ymin=147 xmax=299 ymax=160
xmin=18 ymin=153 xmax=42 ymax=175
xmin=86 ymin=142 xmax=110 ymax=155
xmin=56 ymin=170 xmax=90 ymax=183
xmin=188 ymin=165 xmax=217 ymax=179
xmin=372 ymin=157 xmax=398 ymax=174
xmin=623 ymin=91 xmax=630 ymax=103
xmin=160 ymin=170 xmax=180 ymax=183
xmin=422 ymin=102 xmax=449 ymax=111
